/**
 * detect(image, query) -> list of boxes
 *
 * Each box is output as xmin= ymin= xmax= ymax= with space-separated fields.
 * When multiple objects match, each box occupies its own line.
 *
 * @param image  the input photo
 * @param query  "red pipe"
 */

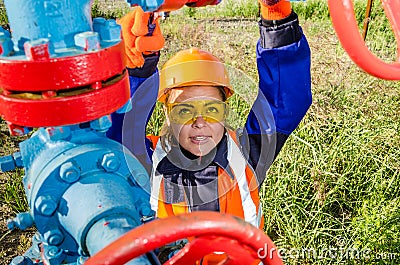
xmin=85 ymin=212 xmax=284 ymax=265
xmin=328 ymin=0 xmax=400 ymax=80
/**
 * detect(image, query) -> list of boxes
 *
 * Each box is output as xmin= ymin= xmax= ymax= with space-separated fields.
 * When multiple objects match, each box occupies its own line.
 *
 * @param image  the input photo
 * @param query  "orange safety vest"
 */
xmin=147 ymin=130 xmax=265 ymax=229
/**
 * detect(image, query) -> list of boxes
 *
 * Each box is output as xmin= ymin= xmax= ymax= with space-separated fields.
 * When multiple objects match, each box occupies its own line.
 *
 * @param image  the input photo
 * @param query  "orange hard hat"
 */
xmin=158 ymin=47 xmax=234 ymax=103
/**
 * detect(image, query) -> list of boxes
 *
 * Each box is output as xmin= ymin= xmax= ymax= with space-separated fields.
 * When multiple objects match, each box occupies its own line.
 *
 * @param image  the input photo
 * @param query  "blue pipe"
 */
xmin=4 ymin=0 xmax=92 ymax=51
xmin=3 ymin=121 xmax=154 ymax=264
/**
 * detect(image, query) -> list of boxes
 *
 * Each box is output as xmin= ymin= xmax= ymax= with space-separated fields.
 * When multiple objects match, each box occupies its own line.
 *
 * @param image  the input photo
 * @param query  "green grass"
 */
xmin=91 ymin=0 xmax=130 ymax=19
xmin=3 ymin=170 xmax=28 ymax=213
xmin=1 ymin=0 xmax=400 ymax=264
xmin=0 ymin=0 xmax=7 ymax=25
xmin=151 ymin=1 xmax=400 ymax=264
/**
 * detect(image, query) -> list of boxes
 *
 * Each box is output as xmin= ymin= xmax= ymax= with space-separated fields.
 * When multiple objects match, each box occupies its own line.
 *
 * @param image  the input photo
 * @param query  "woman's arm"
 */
xmin=107 ymin=73 xmax=158 ymax=173
xmin=106 ymin=8 xmax=164 ymax=172
xmin=241 ymin=11 xmax=312 ymax=185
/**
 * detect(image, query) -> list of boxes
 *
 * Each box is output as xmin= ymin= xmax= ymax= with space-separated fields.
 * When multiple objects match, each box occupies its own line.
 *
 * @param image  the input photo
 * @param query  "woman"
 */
xmin=108 ymin=0 xmax=312 ymax=228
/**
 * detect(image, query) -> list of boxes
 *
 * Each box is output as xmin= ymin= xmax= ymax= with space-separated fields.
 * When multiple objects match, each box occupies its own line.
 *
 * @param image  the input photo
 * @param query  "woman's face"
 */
xmin=165 ymin=86 xmax=226 ymax=157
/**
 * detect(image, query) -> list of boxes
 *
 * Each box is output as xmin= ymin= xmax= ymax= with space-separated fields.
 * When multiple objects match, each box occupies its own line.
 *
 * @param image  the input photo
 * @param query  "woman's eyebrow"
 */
xmin=204 ymin=100 xmax=223 ymax=106
xmin=175 ymin=103 xmax=195 ymax=108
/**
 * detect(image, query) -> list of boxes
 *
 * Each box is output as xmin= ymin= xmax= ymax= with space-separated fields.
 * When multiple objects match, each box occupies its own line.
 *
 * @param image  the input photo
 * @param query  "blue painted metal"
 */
xmin=10 ymin=256 xmax=34 ymax=265
xmin=3 ymin=118 xmax=154 ymax=264
xmin=4 ymin=0 xmax=92 ymax=51
xmin=0 ymin=27 xmax=14 ymax=56
xmin=7 ymin=212 xmax=34 ymax=231
xmin=126 ymin=0 xmax=165 ymax=12
xmin=2 ymin=0 xmax=121 ymax=60
xmin=0 ymin=152 xmax=24 ymax=172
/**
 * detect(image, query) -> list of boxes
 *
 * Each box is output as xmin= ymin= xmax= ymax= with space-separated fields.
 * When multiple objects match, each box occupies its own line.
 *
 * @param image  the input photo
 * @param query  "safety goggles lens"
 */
xmin=166 ymin=100 xmax=227 ymax=124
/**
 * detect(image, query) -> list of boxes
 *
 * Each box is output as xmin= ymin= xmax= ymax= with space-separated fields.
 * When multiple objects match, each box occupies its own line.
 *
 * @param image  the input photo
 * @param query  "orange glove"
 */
xmin=259 ymin=0 xmax=292 ymax=20
xmin=117 ymin=7 xmax=165 ymax=69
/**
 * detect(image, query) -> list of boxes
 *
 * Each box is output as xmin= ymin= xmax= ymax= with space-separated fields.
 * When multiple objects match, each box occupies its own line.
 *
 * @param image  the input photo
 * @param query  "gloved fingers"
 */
xmin=126 ymin=46 xmax=145 ymax=68
xmin=118 ymin=9 xmax=138 ymax=48
xmin=259 ymin=0 xmax=291 ymax=20
xmin=135 ymin=35 xmax=165 ymax=53
xmin=132 ymin=7 xmax=151 ymax=36
xmin=135 ymin=19 xmax=164 ymax=52
xmin=116 ymin=6 xmax=162 ymax=69
xmin=118 ymin=9 xmax=137 ymax=38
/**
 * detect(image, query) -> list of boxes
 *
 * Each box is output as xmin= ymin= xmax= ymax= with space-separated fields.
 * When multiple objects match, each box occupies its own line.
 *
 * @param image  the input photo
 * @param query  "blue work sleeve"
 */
xmin=242 ymin=12 xmax=312 ymax=186
xmin=107 ymin=72 xmax=159 ymax=173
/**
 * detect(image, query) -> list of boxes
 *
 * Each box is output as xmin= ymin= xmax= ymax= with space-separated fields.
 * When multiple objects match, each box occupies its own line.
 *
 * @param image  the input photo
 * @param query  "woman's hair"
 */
xmin=159 ymin=86 xmax=229 ymax=152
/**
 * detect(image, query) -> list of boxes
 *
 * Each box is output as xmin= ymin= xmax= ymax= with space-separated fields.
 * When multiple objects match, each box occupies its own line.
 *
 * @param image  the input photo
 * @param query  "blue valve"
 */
xmin=126 ymin=0 xmax=165 ymax=12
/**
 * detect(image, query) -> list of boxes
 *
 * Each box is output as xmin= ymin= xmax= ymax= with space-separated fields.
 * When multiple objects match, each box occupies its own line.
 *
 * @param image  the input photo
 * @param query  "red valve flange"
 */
xmin=0 ymin=42 xmax=127 ymax=92
xmin=0 ymin=73 xmax=130 ymax=127
xmin=0 ymin=41 xmax=130 ymax=128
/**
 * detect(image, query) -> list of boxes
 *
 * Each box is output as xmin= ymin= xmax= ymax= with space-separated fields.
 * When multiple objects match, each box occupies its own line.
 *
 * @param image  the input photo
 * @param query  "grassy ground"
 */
xmin=1 ymin=0 xmax=399 ymax=264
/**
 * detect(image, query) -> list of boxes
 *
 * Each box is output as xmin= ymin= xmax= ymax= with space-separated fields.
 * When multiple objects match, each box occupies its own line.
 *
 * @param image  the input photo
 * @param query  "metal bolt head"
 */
xmin=35 ymin=195 xmax=58 ymax=216
xmin=102 ymin=20 xmax=121 ymax=41
xmin=93 ymin=17 xmax=106 ymax=32
xmin=74 ymin=32 xmax=100 ymax=51
xmin=43 ymin=229 xmax=64 ymax=246
xmin=90 ymin=115 xmax=112 ymax=132
xmin=46 ymin=246 xmax=62 ymax=257
xmin=93 ymin=18 xmax=121 ymax=42
xmin=135 ymin=198 xmax=153 ymax=217
xmin=59 ymin=161 xmax=81 ymax=183
xmin=139 ymin=204 xmax=153 ymax=217
xmin=24 ymin=38 xmax=51 ymax=61
xmin=100 ymin=153 xmax=121 ymax=172
xmin=135 ymin=173 xmax=149 ymax=187
xmin=13 ymin=152 xmax=23 ymax=168
xmin=0 ymin=155 xmax=16 ymax=172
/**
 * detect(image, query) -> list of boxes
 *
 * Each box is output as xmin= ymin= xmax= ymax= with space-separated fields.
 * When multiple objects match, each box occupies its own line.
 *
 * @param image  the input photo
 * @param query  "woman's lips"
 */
xmin=189 ymin=135 xmax=211 ymax=144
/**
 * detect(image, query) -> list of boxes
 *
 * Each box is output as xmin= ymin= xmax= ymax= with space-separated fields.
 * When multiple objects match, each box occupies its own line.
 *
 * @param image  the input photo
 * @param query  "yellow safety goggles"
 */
xmin=165 ymin=100 xmax=227 ymax=125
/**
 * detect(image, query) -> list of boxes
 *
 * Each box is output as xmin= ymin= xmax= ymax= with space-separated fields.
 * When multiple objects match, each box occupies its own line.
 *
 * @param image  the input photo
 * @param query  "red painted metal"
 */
xmin=0 ymin=42 xmax=126 ymax=92
xmin=328 ymin=0 xmax=400 ymax=80
xmin=6 ymin=122 xmax=30 ymax=136
xmin=85 ymin=212 xmax=284 ymax=265
xmin=157 ymin=0 xmax=220 ymax=11
xmin=0 ymin=73 xmax=130 ymax=127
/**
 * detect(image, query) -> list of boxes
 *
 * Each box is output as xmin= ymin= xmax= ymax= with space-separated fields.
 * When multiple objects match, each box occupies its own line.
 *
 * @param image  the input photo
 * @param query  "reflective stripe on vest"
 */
xmin=226 ymin=131 xmax=261 ymax=227
xmin=150 ymin=131 xmax=263 ymax=227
